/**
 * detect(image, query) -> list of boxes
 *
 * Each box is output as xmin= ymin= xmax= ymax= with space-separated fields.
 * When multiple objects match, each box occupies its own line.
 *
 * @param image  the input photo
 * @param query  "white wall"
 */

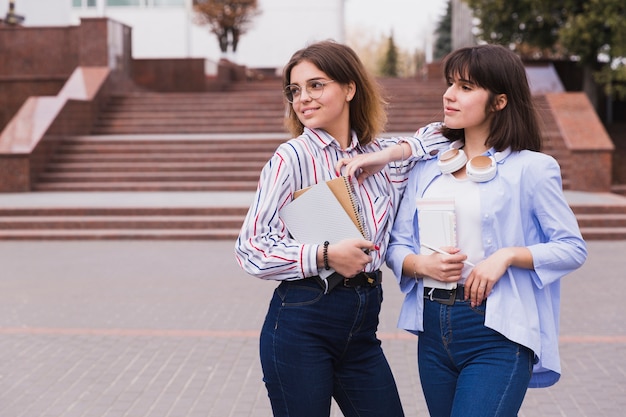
xmin=0 ymin=0 xmax=72 ymax=26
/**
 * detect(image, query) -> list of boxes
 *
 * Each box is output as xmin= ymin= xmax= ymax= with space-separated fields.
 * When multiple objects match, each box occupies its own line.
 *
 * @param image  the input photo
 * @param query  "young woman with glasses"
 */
xmin=234 ymin=40 xmax=448 ymax=417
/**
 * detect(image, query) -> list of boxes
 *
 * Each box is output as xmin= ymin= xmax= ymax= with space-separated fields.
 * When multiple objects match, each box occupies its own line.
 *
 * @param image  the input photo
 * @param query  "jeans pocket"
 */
xmin=470 ymin=300 xmax=487 ymax=315
xmin=278 ymin=283 xmax=324 ymax=307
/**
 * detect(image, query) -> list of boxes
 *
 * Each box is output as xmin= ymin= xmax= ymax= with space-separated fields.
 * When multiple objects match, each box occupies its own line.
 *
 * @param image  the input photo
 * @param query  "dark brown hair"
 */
xmin=282 ymin=40 xmax=387 ymax=145
xmin=441 ymin=44 xmax=542 ymax=152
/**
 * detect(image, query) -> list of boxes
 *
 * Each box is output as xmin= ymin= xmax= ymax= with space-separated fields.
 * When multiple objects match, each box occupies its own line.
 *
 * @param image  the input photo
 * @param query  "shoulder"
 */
xmin=504 ymin=150 xmax=562 ymax=187
xmin=275 ymin=134 xmax=316 ymax=158
xmin=506 ymin=150 xmax=560 ymax=171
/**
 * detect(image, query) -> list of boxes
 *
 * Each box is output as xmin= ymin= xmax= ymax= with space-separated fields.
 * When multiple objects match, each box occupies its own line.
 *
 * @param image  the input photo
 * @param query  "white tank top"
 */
xmin=423 ymin=173 xmax=483 ymax=282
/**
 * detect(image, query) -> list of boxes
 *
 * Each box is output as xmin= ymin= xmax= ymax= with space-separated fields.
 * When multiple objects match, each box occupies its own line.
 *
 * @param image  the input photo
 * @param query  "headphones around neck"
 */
xmin=437 ymin=141 xmax=508 ymax=183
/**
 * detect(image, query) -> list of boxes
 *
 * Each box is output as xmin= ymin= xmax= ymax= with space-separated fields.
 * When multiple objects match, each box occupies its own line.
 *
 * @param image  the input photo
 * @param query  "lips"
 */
xmin=301 ymin=107 xmax=318 ymax=116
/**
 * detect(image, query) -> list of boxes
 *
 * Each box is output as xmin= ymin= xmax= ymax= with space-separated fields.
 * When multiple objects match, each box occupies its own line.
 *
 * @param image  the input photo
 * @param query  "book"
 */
xmin=280 ymin=177 xmax=365 ymax=280
xmin=416 ymin=197 xmax=458 ymax=290
xmin=293 ymin=176 xmax=366 ymax=237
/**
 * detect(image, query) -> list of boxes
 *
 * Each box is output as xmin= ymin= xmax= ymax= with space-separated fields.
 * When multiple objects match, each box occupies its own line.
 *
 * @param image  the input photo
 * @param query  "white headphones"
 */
xmin=437 ymin=141 xmax=509 ymax=183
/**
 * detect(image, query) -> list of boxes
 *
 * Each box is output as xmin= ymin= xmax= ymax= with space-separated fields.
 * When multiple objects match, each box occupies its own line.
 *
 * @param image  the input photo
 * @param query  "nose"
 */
xmin=298 ymin=88 xmax=313 ymax=102
xmin=443 ymin=85 xmax=454 ymax=101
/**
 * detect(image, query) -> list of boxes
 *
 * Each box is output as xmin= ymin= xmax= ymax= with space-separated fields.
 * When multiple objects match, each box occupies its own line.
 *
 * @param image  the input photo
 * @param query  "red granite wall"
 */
xmin=0 ymin=18 xmax=133 ymax=130
xmin=132 ymin=58 xmax=207 ymax=92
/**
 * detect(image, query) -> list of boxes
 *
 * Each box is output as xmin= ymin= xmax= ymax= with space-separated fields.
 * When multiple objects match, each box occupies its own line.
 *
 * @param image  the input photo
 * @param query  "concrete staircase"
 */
xmin=32 ymin=135 xmax=284 ymax=192
xmin=1 ymin=77 xmax=624 ymax=240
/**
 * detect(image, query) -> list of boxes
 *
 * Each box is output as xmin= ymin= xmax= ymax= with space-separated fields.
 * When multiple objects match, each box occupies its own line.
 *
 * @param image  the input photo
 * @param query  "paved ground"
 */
xmin=0 ymin=236 xmax=625 ymax=417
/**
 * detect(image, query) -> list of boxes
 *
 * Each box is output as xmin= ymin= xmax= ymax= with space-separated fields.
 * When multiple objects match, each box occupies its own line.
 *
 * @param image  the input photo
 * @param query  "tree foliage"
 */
xmin=433 ymin=0 xmax=452 ymax=60
xmin=466 ymin=0 xmax=626 ymax=99
xmin=193 ymin=0 xmax=261 ymax=54
xmin=559 ymin=0 xmax=626 ymax=99
xmin=379 ymin=33 xmax=399 ymax=77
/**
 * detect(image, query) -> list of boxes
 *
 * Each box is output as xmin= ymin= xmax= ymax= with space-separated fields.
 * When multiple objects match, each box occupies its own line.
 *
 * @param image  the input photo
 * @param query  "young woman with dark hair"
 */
xmin=339 ymin=43 xmax=587 ymax=417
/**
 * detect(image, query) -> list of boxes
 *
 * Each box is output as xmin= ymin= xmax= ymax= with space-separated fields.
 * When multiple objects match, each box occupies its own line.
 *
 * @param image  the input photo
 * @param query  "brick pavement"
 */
xmin=0 ymin=240 xmax=624 ymax=417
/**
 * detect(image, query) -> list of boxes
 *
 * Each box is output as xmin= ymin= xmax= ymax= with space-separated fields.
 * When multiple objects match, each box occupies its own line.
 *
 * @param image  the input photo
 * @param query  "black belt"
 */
xmin=424 ymin=285 xmax=465 ymax=305
xmin=342 ymin=270 xmax=382 ymax=287
xmin=308 ymin=270 xmax=382 ymax=293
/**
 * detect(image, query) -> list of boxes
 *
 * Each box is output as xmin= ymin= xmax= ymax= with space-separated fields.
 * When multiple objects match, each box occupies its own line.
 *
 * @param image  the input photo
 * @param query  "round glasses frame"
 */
xmin=284 ymin=80 xmax=335 ymax=103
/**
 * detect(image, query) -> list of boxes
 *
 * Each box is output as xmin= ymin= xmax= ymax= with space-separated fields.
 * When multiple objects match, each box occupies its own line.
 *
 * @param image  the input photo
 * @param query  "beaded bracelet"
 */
xmin=323 ymin=241 xmax=330 ymax=270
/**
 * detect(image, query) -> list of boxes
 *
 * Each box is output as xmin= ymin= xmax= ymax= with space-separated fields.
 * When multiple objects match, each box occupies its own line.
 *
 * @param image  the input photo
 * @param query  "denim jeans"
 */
xmin=260 ymin=278 xmax=404 ymax=417
xmin=418 ymin=298 xmax=533 ymax=417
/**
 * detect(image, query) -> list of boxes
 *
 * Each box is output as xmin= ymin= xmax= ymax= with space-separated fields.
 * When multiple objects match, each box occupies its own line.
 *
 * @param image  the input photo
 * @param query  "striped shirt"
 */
xmin=235 ymin=123 xmax=448 ymax=281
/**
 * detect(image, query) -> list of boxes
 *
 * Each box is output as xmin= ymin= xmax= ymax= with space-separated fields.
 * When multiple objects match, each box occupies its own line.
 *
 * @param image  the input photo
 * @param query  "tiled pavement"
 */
xmin=0 ymin=237 xmax=625 ymax=417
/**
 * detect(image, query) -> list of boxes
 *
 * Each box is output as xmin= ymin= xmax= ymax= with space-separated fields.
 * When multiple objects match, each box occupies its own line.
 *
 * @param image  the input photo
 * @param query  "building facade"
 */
xmin=1 ymin=0 xmax=346 ymax=71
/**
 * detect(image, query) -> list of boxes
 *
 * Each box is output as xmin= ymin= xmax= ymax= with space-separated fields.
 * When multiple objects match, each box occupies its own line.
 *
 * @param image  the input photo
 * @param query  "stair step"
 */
xmin=91 ymin=126 xmax=284 ymax=134
xmin=37 ymin=172 xmax=261 ymax=182
xmin=0 ymin=207 xmax=249 ymax=216
xmin=50 ymin=152 xmax=272 ymax=163
xmin=44 ymin=161 xmax=266 ymax=172
xmin=574 ymin=213 xmax=626 ymax=227
xmin=0 ymin=229 xmax=241 ymax=240
xmin=579 ymin=227 xmax=626 ymax=240
xmin=570 ymin=204 xmax=626 ymax=214
xmin=32 ymin=181 xmax=258 ymax=192
xmin=0 ymin=215 xmax=245 ymax=230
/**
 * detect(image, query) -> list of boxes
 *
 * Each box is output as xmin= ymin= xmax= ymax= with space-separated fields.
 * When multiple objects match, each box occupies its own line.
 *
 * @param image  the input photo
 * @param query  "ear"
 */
xmin=493 ymin=93 xmax=507 ymax=111
xmin=345 ymin=82 xmax=356 ymax=102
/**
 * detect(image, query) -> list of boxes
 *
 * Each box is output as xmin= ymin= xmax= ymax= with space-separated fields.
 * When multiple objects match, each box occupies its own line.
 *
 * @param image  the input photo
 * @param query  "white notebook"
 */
xmin=280 ymin=179 xmax=364 ymax=279
xmin=416 ymin=198 xmax=458 ymax=290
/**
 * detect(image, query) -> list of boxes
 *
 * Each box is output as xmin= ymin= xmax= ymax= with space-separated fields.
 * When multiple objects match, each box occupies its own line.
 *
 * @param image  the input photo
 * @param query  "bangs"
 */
xmin=444 ymin=49 xmax=488 ymax=89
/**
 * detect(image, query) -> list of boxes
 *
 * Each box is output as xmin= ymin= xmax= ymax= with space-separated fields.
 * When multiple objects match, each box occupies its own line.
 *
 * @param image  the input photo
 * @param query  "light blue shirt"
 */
xmin=386 ymin=146 xmax=588 ymax=388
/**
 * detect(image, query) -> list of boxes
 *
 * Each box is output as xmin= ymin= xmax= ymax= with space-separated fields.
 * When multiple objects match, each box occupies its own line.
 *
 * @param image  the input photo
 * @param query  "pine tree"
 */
xmin=433 ymin=0 xmax=452 ymax=60
xmin=380 ymin=33 xmax=399 ymax=77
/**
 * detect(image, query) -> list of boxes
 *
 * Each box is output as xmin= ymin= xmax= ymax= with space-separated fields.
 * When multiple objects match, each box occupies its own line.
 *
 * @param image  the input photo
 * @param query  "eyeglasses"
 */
xmin=284 ymin=80 xmax=335 ymax=103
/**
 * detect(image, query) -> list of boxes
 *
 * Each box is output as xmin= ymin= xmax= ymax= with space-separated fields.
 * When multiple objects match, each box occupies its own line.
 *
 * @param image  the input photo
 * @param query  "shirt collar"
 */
xmin=304 ymin=127 xmax=361 ymax=152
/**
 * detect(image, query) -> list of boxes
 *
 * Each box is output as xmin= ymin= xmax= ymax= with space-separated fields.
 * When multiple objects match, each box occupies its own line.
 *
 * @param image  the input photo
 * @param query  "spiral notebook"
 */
xmin=280 ymin=177 xmax=365 ymax=279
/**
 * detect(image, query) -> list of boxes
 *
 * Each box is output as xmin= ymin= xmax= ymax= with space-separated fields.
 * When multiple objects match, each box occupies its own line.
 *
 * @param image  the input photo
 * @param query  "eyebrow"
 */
xmin=289 ymin=77 xmax=328 ymax=85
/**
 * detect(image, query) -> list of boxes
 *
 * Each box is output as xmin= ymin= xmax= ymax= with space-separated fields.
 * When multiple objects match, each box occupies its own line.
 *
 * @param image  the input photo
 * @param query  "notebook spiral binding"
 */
xmin=342 ymin=176 xmax=368 ymax=240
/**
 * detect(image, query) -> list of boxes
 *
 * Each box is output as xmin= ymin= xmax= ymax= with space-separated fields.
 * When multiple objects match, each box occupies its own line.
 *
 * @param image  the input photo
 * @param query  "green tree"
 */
xmin=193 ymin=0 xmax=261 ymax=54
xmin=434 ymin=0 xmax=452 ymax=60
xmin=379 ymin=33 xmax=399 ymax=77
xmin=465 ymin=0 xmax=625 ymax=119
xmin=465 ymin=0 xmax=584 ymax=57
xmin=559 ymin=0 xmax=626 ymax=101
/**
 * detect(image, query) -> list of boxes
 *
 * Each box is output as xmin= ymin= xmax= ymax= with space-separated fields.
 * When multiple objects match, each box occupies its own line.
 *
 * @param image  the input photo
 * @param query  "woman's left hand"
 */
xmin=464 ymin=247 xmax=532 ymax=307
xmin=463 ymin=251 xmax=509 ymax=307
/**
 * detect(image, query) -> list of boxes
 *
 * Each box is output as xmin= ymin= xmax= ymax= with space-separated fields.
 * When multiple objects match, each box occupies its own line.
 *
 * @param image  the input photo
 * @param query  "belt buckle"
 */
xmin=344 ymin=271 xmax=377 ymax=287
xmin=363 ymin=271 xmax=376 ymax=285
xmin=432 ymin=288 xmax=456 ymax=305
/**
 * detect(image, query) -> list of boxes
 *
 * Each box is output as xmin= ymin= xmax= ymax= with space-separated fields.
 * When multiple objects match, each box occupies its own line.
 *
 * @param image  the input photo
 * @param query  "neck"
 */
xmin=463 ymin=129 xmax=490 ymax=158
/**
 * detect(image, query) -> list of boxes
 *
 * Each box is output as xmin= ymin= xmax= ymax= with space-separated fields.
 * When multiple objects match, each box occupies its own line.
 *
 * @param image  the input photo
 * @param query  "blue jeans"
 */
xmin=418 ymin=298 xmax=533 ymax=417
xmin=260 ymin=278 xmax=404 ymax=417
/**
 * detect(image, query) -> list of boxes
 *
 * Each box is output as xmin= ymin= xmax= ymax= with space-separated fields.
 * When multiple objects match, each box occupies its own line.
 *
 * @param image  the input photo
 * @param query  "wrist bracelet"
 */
xmin=323 ymin=241 xmax=330 ymax=270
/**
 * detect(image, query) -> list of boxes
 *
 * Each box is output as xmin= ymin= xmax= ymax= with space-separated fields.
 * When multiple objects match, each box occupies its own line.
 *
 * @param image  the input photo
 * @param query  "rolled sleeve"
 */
xmin=401 ymin=122 xmax=449 ymax=161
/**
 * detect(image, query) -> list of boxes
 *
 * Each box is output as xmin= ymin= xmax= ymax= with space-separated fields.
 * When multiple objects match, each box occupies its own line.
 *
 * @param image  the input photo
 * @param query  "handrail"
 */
xmin=0 ymin=67 xmax=110 ymax=154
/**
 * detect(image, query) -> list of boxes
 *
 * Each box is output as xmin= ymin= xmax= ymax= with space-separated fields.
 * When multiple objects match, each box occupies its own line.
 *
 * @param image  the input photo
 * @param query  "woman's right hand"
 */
xmin=335 ymin=150 xmax=394 ymax=185
xmin=324 ymin=238 xmax=378 ymax=277
xmin=413 ymin=247 xmax=465 ymax=283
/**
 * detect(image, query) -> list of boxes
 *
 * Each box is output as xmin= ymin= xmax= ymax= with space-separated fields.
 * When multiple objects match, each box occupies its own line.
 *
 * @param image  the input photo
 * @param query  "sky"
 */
xmin=344 ymin=0 xmax=448 ymax=52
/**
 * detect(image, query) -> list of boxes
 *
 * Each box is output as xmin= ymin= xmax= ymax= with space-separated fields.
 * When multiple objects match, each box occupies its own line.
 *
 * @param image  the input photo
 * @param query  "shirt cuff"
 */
xmin=404 ymin=122 xmax=449 ymax=160
xmin=302 ymin=243 xmax=321 ymax=277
